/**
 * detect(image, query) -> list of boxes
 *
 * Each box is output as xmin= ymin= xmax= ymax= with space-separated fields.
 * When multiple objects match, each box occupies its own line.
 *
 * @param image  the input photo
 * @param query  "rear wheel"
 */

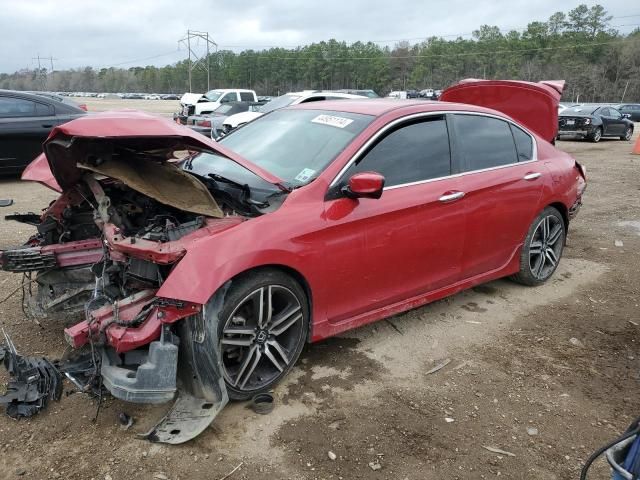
xmin=511 ymin=207 xmax=565 ymax=286
xmin=589 ymin=127 xmax=602 ymax=143
xmin=216 ymin=270 xmax=308 ymax=400
xmin=621 ymin=126 xmax=633 ymax=141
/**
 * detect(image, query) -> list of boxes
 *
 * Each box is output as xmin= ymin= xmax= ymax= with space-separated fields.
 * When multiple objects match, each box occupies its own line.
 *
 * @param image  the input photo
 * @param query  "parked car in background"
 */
xmin=406 ymin=89 xmax=420 ymax=99
xmin=220 ymin=91 xmax=364 ymax=135
xmin=0 ymin=89 xmax=86 ymax=174
xmin=386 ymin=91 xmax=406 ymax=99
xmin=558 ymin=105 xmax=634 ymax=142
xmin=613 ymin=103 xmax=640 ymax=122
xmin=420 ymin=89 xmax=435 ymax=98
xmin=162 ymin=94 xmax=181 ymax=100
xmin=335 ymin=89 xmax=379 ymax=98
xmin=185 ymin=101 xmax=259 ymax=137
xmin=176 ymin=89 xmax=258 ymax=121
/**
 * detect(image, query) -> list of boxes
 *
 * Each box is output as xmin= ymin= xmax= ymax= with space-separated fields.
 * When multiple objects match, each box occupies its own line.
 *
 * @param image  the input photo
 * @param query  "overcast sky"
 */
xmin=0 ymin=0 xmax=636 ymax=73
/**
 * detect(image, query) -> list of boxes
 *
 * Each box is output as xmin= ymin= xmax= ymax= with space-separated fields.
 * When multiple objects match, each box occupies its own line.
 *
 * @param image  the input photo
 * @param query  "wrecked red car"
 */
xmin=0 ymin=98 xmax=585 ymax=443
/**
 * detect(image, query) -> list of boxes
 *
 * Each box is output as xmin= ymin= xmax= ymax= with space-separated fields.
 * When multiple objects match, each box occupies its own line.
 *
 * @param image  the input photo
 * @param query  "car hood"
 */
xmin=180 ymin=93 xmax=203 ymax=106
xmin=224 ymin=111 xmax=263 ymax=127
xmin=38 ymin=110 xmax=285 ymax=191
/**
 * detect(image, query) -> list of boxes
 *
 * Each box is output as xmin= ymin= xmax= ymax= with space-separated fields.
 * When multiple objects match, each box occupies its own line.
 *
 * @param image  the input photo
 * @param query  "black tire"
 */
xmin=589 ymin=127 xmax=602 ymax=143
xmin=214 ymin=269 xmax=309 ymax=401
xmin=621 ymin=126 xmax=633 ymax=141
xmin=511 ymin=207 xmax=566 ymax=286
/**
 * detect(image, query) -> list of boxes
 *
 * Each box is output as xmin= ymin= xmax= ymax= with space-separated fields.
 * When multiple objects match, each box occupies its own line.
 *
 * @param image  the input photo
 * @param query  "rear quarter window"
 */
xmin=510 ymin=125 xmax=534 ymax=161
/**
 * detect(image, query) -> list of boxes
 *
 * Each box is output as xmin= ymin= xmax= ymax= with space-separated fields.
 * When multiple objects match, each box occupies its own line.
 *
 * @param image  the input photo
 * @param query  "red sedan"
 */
xmin=1 ymin=99 xmax=585 ymax=443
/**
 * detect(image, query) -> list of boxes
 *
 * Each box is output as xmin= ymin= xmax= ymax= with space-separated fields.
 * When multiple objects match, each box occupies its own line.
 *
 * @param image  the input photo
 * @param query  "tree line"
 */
xmin=1 ymin=4 xmax=638 ymax=102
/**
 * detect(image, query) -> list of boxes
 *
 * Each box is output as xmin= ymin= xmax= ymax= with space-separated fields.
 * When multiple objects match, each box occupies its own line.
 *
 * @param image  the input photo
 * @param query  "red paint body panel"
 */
xmin=34 ymin=98 xmax=583 ymax=354
xmin=158 ymin=100 xmax=583 ymax=345
xmin=21 ymin=153 xmax=62 ymax=192
xmin=440 ymin=79 xmax=565 ymax=143
xmin=64 ymin=289 xmax=201 ymax=353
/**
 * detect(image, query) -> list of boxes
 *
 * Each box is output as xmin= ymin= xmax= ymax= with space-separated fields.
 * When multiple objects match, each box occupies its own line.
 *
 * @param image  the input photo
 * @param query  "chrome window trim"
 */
xmin=329 ymin=110 xmax=539 ymax=190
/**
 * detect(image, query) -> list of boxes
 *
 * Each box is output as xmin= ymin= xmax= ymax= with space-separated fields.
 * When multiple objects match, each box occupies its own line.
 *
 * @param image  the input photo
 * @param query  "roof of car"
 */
xmin=290 ymin=98 xmax=501 ymax=117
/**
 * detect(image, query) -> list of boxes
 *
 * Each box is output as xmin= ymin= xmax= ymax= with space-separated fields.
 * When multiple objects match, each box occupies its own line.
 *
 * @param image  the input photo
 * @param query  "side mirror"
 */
xmin=342 ymin=172 xmax=385 ymax=200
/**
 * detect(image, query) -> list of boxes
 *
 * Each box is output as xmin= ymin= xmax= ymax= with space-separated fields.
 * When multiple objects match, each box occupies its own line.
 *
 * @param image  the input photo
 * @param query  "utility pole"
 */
xmin=178 ymin=30 xmax=217 ymax=92
xmin=31 ymin=54 xmax=56 ymax=90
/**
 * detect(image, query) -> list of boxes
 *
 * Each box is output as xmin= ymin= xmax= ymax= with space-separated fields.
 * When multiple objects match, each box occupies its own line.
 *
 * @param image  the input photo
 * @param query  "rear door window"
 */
xmin=453 ymin=114 xmax=518 ymax=171
xmin=0 ymin=97 xmax=40 ymax=117
xmin=344 ymin=116 xmax=451 ymax=187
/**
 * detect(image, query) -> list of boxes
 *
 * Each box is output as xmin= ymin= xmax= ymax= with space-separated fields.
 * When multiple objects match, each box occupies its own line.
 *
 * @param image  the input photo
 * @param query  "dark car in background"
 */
xmin=0 ymin=90 xmax=86 ymax=174
xmin=558 ymin=105 xmax=634 ymax=142
xmin=613 ymin=104 xmax=640 ymax=122
xmin=186 ymin=101 xmax=259 ymax=137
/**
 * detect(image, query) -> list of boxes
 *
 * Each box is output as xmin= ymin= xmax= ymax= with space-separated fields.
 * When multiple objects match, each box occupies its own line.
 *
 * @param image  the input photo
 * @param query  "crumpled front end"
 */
xmin=0 ymin=127 xmax=252 ymax=443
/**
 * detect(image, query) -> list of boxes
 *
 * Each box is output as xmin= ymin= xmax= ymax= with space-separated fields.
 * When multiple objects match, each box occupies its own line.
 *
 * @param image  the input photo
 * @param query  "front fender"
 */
xmin=157 ymin=242 xmax=316 ymax=306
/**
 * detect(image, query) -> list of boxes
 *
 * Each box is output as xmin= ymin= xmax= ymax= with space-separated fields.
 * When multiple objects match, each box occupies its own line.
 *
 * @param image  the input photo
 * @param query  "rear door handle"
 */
xmin=523 ymin=172 xmax=542 ymax=181
xmin=439 ymin=191 xmax=465 ymax=203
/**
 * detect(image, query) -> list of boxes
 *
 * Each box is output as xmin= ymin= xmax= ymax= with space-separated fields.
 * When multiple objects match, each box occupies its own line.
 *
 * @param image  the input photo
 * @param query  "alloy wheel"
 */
xmin=220 ymin=285 xmax=304 ymax=392
xmin=528 ymin=215 xmax=564 ymax=280
xmin=624 ymin=128 xmax=633 ymax=141
xmin=593 ymin=128 xmax=602 ymax=142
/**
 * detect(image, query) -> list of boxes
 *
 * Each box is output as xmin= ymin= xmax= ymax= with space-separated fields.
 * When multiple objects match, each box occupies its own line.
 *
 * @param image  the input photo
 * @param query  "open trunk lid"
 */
xmin=440 ymin=79 xmax=565 ymax=143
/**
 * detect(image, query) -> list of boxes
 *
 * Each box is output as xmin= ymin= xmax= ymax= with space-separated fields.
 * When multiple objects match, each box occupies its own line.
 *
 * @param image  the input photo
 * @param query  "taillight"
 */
xmin=196 ymin=119 xmax=211 ymax=127
xmin=79 ymin=104 xmax=88 ymax=111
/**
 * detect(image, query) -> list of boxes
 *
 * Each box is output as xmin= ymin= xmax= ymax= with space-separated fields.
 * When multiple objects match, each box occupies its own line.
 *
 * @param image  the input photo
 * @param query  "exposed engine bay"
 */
xmin=0 ymin=135 xmax=285 ymax=443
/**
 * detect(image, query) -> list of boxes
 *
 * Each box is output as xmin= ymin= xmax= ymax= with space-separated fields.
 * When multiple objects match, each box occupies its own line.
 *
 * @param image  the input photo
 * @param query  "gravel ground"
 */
xmin=0 ymin=110 xmax=639 ymax=479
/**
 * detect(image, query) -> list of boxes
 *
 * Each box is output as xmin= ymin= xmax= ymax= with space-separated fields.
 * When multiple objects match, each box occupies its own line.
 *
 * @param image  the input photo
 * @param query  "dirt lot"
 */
xmin=78 ymin=97 xmax=180 ymax=116
xmin=0 ymin=116 xmax=639 ymax=479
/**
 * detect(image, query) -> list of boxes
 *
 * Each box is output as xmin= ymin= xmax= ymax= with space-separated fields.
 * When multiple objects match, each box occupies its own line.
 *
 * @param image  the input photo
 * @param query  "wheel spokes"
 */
xmin=268 ymin=339 xmax=290 ymax=365
xmin=529 ymin=240 xmax=543 ymax=255
xmin=545 ymin=248 xmax=558 ymax=266
xmin=547 ymin=225 xmax=563 ymax=246
xmin=270 ymin=312 xmax=303 ymax=336
xmin=249 ymin=287 xmax=273 ymax=328
xmin=264 ymin=346 xmax=284 ymax=372
xmin=233 ymin=344 xmax=261 ymax=389
xmin=221 ymin=327 xmax=256 ymax=347
xmin=268 ymin=304 xmax=302 ymax=335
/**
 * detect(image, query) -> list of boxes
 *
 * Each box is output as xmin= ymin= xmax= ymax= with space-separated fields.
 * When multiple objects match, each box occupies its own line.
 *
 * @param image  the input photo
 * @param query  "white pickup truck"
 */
xmin=178 ymin=89 xmax=257 ymax=120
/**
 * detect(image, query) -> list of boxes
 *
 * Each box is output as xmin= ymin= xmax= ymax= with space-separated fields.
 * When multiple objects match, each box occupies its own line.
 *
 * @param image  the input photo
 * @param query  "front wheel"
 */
xmin=511 ymin=207 xmax=566 ymax=286
xmin=589 ymin=127 xmax=602 ymax=143
xmin=216 ymin=270 xmax=309 ymax=400
xmin=621 ymin=127 xmax=633 ymax=141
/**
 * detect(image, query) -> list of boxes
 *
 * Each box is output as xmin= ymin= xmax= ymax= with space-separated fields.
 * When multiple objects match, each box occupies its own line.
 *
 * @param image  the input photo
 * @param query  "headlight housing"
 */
xmin=584 ymin=118 xmax=591 ymax=125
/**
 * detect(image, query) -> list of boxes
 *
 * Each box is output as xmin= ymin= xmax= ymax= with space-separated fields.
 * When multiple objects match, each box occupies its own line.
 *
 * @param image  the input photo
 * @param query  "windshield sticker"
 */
xmin=311 ymin=114 xmax=354 ymax=129
xmin=294 ymin=168 xmax=316 ymax=183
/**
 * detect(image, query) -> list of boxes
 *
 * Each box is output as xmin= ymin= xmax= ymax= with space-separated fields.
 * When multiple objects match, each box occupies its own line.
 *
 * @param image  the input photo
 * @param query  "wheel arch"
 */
xmin=548 ymin=201 xmax=569 ymax=232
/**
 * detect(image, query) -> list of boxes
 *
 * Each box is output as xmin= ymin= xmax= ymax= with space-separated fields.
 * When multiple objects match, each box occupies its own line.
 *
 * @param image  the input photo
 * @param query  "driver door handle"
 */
xmin=439 ymin=191 xmax=465 ymax=203
xmin=523 ymin=172 xmax=542 ymax=181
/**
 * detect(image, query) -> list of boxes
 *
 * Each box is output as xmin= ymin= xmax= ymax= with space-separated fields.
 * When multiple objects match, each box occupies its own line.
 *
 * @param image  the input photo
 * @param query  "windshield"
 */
xmin=259 ymin=95 xmax=301 ymax=113
xmin=218 ymin=109 xmax=373 ymax=186
xmin=204 ymin=90 xmax=223 ymax=101
xmin=214 ymin=104 xmax=233 ymax=114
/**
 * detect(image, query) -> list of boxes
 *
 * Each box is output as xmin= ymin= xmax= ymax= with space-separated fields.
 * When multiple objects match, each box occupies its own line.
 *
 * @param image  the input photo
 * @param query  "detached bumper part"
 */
xmin=101 ymin=327 xmax=179 ymax=404
xmin=0 ymin=334 xmax=63 ymax=418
